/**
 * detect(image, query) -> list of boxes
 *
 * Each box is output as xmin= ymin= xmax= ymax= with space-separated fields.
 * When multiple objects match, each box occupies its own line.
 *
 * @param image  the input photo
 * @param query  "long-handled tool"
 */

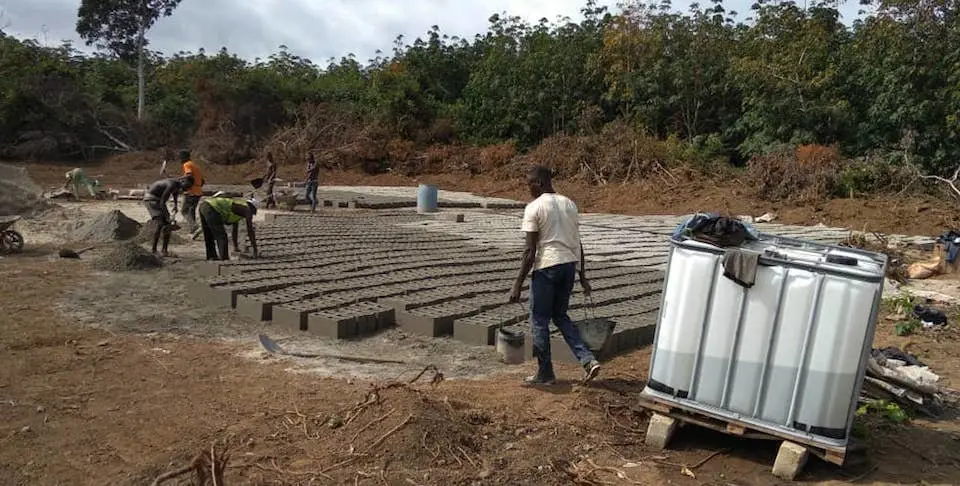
xmin=257 ymin=334 xmax=406 ymax=365
xmin=58 ymin=245 xmax=97 ymax=259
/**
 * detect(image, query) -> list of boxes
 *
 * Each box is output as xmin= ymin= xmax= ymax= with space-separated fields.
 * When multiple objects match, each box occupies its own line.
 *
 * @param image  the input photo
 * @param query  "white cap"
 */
xmin=247 ymin=197 xmax=260 ymax=210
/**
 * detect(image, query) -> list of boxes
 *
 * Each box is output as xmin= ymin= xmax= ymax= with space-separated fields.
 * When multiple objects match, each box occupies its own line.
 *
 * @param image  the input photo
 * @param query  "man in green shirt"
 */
xmin=63 ymin=168 xmax=98 ymax=200
xmin=198 ymin=196 xmax=260 ymax=261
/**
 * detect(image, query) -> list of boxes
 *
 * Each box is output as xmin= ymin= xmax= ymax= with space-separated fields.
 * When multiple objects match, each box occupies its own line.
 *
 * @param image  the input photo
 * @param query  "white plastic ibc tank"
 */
xmin=645 ymin=235 xmax=885 ymax=446
xmin=647 ymin=246 xmax=718 ymax=397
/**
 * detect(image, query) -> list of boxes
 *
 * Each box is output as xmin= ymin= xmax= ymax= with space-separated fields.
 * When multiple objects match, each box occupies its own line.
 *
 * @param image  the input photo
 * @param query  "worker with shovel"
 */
xmin=509 ymin=165 xmax=600 ymax=386
xmin=198 ymin=196 xmax=260 ymax=261
xmin=143 ymin=176 xmax=190 ymax=257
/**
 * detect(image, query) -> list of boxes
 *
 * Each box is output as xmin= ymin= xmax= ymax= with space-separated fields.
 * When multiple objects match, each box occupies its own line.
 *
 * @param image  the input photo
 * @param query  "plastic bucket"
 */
xmin=416 ymin=184 xmax=438 ymax=213
xmin=496 ymin=328 xmax=525 ymax=365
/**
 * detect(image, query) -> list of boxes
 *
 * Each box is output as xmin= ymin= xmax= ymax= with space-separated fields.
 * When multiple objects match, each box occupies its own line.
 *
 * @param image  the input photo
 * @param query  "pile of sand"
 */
xmin=136 ymin=220 xmax=186 ymax=245
xmin=0 ymin=163 xmax=53 ymax=217
xmin=93 ymin=241 xmax=162 ymax=271
xmin=70 ymin=210 xmax=141 ymax=243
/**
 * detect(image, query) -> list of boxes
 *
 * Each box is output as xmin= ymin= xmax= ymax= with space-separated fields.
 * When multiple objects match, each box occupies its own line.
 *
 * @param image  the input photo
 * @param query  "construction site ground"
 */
xmin=3 ymin=160 xmax=960 ymax=485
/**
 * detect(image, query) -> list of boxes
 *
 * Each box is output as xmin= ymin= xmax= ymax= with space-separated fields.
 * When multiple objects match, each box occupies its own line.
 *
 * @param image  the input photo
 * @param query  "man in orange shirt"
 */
xmin=179 ymin=149 xmax=204 ymax=233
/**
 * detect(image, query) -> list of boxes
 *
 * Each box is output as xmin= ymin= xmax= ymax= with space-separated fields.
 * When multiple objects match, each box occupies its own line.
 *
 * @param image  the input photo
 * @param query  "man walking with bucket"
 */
xmin=509 ymin=165 xmax=600 ymax=386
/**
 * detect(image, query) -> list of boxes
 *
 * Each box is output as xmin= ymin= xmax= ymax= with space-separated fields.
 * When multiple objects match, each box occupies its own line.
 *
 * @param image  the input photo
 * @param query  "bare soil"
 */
xmin=0 ymin=252 xmax=957 ymax=485
xmin=3 ymin=157 xmax=960 ymax=485
xmin=18 ymin=157 xmax=960 ymax=237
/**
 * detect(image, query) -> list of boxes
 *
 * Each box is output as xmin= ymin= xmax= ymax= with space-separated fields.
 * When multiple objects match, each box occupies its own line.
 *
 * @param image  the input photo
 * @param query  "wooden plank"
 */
xmin=638 ymin=392 xmax=848 ymax=462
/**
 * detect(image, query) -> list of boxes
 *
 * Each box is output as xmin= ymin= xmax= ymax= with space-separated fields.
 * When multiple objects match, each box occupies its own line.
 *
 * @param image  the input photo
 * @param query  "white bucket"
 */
xmin=496 ymin=329 xmax=525 ymax=365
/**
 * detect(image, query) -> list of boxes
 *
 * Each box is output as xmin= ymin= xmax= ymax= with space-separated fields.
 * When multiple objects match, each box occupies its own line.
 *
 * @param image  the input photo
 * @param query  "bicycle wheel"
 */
xmin=1 ymin=230 xmax=23 ymax=253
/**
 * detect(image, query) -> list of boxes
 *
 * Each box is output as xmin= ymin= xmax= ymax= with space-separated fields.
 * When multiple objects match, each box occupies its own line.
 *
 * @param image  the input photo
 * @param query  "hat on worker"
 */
xmin=246 ymin=197 xmax=260 ymax=215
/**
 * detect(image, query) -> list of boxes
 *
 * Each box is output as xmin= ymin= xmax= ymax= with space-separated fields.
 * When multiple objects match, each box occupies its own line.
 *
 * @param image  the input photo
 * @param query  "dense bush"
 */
xmin=1 ymin=0 xmax=959 ymax=190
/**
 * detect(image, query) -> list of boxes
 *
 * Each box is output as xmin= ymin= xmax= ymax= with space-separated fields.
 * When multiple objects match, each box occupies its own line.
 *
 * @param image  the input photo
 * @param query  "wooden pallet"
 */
xmin=638 ymin=391 xmax=860 ymax=480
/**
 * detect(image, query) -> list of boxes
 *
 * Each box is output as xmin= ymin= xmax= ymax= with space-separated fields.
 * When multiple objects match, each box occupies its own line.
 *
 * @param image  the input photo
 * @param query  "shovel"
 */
xmin=250 ymin=177 xmax=264 ymax=189
xmin=257 ymin=334 xmax=407 ymax=365
xmin=58 ymin=245 xmax=97 ymax=259
xmin=575 ymin=295 xmax=616 ymax=352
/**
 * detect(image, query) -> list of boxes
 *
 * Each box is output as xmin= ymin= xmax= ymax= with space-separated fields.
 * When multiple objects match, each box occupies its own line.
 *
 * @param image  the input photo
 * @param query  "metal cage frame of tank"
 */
xmin=642 ymin=232 xmax=888 ymax=450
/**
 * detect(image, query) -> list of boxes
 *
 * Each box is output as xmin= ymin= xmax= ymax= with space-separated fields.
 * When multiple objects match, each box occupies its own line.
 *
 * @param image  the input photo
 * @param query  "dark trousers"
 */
xmin=199 ymin=201 xmax=229 ymax=260
xmin=265 ymin=181 xmax=276 ymax=208
xmin=181 ymin=194 xmax=201 ymax=231
xmin=529 ymin=262 xmax=595 ymax=380
xmin=305 ymin=180 xmax=319 ymax=211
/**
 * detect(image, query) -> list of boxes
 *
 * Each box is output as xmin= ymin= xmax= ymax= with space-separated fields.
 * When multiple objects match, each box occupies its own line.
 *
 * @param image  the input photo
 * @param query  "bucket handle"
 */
xmin=581 ymin=294 xmax=597 ymax=321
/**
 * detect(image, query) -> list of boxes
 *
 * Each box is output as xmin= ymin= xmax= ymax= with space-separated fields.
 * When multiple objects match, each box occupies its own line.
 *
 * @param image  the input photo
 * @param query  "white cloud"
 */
xmin=1 ymin=0 xmax=866 ymax=63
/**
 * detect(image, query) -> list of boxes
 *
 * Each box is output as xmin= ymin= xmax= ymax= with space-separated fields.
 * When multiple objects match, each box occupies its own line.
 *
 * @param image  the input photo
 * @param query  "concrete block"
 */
xmin=236 ymin=295 xmax=271 ymax=321
xmin=453 ymin=320 xmax=501 ymax=346
xmin=355 ymin=312 xmax=377 ymax=335
xmin=772 ymin=441 xmax=809 ymax=481
xmin=208 ymin=285 xmax=238 ymax=308
xmin=273 ymin=306 xmax=308 ymax=332
xmin=644 ymin=413 xmax=678 ymax=450
xmin=196 ymin=261 xmax=221 ymax=277
xmin=375 ymin=308 xmax=396 ymax=329
xmin=379 ymin=297 xmax=414 ymax=311
xmin=636 ymin=323 xmax=657 ymax=347
xmin=396 ymin=310 xmax=454 ymax=337
xmin=187 ymin=279 xmax=211 ymax=300
xmin=307 ymin=314 xmax=357 ymax=339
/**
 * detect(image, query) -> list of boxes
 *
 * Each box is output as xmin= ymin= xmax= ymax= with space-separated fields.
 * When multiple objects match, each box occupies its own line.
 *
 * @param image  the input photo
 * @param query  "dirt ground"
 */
xmin=3 ymin=158 xmax=960 ymax=485
xmin=18 ymin=156 xmax=960 ymax=237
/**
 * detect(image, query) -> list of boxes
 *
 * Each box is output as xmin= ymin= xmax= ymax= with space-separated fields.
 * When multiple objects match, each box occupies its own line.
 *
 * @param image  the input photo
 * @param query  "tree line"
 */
xmin=1 ymin=0 xmax=958 ymax=178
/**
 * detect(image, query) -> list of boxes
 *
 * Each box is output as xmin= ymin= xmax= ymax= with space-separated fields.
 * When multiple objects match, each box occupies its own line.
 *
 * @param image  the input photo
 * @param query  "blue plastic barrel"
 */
xmin=416 ymin=184 xmax=438 ymax=213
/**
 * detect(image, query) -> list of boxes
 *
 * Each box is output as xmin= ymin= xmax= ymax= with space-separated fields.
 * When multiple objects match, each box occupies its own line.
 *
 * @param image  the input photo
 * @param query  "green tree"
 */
xmin=76 ymin=0 xmax=184 ymax=120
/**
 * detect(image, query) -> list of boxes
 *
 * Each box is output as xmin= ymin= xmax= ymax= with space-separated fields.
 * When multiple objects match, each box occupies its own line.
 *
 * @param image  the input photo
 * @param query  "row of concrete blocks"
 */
xmin=214 ymin=247 xmax=507 ymax=279
xmin=205 ymin=260 xmax=520 ymax=290
xmin=213 ymin=266 xmax=660 ymax=324
xmin=191 ymin=278 xmax=660 ymax=359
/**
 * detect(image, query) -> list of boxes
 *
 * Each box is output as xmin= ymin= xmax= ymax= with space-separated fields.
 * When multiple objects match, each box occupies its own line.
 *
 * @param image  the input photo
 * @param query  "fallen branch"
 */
xmin=97 ymin=127 xmax=133 ymax=152
xmin=152 ymin=442 xmax=229 ymax=486
xmin=362 ymin=414 xmax=414 ymax=455
xmin=351 ymin=409 xmax=397 ymax=444
xmin=919 ymin=165 xmax=960 ymax=200
xmin=408 ymin=365 xmax=444 ymax=385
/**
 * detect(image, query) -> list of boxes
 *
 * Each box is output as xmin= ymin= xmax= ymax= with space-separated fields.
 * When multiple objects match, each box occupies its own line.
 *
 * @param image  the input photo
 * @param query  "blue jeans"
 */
xmin=530 ymin=262 xmax=595 ymax=379
xmin=305 ymin=180 xmax=319 ymax=211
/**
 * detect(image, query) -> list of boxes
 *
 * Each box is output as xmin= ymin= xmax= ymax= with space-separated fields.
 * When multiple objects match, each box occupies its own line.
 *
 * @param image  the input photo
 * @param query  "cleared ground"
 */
xmin=2 ymin=186 xmax=960 ymax=485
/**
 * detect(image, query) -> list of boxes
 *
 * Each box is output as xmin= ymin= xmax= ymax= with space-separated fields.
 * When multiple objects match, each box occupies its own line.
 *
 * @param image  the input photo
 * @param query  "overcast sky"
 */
xmin=2 ymin=0 xmax=866 ymax=64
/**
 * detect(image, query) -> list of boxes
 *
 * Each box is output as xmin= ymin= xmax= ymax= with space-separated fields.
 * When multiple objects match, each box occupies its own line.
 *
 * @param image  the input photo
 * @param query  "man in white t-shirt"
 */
xmin=509 ymin=165 xmax=600 ymax=385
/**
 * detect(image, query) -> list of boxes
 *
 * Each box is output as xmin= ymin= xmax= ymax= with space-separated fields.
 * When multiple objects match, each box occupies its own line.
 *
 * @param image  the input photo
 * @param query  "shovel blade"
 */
xmin=258 ymin=334 xmax=285 ymax=355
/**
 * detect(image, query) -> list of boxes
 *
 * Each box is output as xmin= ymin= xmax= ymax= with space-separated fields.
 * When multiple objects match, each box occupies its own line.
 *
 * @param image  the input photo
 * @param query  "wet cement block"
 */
xmin=187 ymin=279 xmax=211 ymax=300
xmin=375 ymin=308 xmax=396 ymax=329
xmin=396 ymin=310 xmax=454 ymax=337
xmin=453 ymin=320 xmax=502 ymax=346
xmin=635 ymin=323 xmax=657 ymax=347
xmin=207 ymin=285 xmax=239 ymax=308
xmin=236 ymin=295 xmax=272 ymax=321
xmin=273 ymin=306 xmax=308 ymax=332
xmin=196 ymin=261 xmax=221 ymax=277
xmin=307 ymin=314 xmax=357 ymax=339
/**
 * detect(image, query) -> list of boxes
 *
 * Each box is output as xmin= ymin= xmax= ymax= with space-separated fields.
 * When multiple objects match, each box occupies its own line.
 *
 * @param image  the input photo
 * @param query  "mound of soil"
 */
xmin=0 ymin=163 xmax=53 ymax=217
xmin=70 ymin=210 xmax=142 ymax=243
xmin=93 ymin=241 xmax=162 ymax=272
xmin=135 ymin=220 xmax=186 ymax=245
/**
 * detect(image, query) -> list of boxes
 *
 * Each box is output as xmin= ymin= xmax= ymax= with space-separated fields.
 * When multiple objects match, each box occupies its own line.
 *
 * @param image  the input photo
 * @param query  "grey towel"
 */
xmin=723 ymin=249 xmax=760 ymax=288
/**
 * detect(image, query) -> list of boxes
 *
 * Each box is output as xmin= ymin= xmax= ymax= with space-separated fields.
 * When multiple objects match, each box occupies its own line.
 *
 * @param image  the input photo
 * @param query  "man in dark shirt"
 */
xmin=142 ymin=177 xmax=190 ymax=256
xmin=305 ymin=152 xmax=319 ymax=212
xmin=263 ymin=152 xmax=278 ymax=209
